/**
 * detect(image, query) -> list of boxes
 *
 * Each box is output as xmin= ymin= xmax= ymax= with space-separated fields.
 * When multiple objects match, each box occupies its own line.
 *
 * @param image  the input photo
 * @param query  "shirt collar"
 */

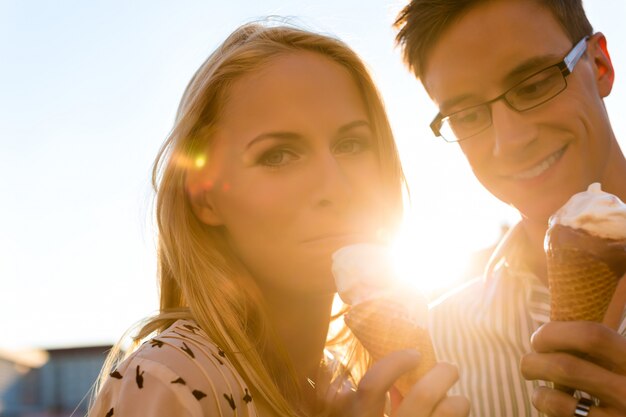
xmin=481 ymin=222 xmax=551 ymax=325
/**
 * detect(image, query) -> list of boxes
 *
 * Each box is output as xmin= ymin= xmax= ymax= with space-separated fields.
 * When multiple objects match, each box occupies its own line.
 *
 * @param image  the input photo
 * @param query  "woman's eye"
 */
xmin=259 ymin=149 xmax=299 ymax=167
xmin=334 ymin=138 xmax=368 ymax=154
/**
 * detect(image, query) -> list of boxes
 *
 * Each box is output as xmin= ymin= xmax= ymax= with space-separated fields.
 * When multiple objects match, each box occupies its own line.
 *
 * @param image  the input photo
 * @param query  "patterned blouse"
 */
xmin=89 ymin=320 xmax=258 ymax=417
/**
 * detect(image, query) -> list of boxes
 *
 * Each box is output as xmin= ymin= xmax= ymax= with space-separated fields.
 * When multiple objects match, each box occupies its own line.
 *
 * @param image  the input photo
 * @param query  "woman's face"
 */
xmin=188 ymin=51 xmax=389 ymax=295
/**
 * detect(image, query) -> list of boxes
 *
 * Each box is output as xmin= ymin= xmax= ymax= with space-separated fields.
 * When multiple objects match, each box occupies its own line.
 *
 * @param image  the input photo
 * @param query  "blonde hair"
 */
xmin=96 ymin=21 xmax=405 ymax=416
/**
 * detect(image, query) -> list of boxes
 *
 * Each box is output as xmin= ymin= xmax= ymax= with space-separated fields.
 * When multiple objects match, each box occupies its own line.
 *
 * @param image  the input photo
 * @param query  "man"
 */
xmin=394 ymin=1 xmax=626 ymax=416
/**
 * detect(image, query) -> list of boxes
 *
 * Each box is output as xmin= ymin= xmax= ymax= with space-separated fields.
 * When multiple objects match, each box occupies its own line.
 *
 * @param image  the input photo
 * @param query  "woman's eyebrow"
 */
xmin=246 ymin=132 xmax=302 ymax=150
xmin=337 ymin=120 xmax=371 ymax=134
xmin=246 ymin=120 xmax=371 ymax=150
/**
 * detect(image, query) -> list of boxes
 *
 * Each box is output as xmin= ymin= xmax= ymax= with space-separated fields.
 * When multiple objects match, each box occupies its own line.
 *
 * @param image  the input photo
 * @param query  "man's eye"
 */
xmin=459 ymin=112 xmax=479 ymax=124
xmin=514 ymin=74 xmax=558 ymax=99
xmin=452 ymin=110 xmax=481 ymax=127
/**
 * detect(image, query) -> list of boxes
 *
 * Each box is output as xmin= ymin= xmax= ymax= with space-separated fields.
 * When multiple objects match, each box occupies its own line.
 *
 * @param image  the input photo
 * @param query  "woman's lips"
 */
xmin=301 ymin=232 xmax=368 ymax=244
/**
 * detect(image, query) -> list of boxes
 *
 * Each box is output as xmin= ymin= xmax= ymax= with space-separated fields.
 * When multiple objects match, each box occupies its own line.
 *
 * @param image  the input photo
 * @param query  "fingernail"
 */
xmin=404 ymin=349 xmax=421 ymax=358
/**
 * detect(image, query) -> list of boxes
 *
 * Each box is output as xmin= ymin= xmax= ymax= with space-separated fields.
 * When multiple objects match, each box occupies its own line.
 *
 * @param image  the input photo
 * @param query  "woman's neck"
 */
xmin=262 ymin=287 xmax=335 ymax=386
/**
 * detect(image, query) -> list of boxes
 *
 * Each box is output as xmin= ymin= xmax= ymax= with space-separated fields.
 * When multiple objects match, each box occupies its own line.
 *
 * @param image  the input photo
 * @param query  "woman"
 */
xmin=89 ymin=22 xmax=469 ymax=417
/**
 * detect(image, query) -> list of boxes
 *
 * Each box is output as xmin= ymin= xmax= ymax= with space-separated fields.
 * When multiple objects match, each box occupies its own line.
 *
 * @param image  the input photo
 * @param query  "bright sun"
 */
xmin=388 ymin=216 xmax=475 ymax=299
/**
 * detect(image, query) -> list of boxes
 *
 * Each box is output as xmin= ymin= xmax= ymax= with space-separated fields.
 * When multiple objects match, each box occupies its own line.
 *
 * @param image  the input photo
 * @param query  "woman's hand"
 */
xmin=520 ymin=321 xmax=626 ymax=416
xmin=345 ymin=349 xmax=470 ymax=417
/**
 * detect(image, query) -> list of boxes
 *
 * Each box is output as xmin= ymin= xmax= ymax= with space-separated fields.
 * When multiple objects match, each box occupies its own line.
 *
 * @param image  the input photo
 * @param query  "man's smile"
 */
xmin=506 ymin=146 xmax=567 ymax=181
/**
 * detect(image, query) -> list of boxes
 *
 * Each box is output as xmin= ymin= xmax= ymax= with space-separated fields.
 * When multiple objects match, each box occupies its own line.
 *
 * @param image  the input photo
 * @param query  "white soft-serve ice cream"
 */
xmin=545 ymin=183 xmax=626 ymax=327
xmin=549 ymin=182 xmax=626 ymax=240
xmin=332 ymin=243 xmax=435 ymax=395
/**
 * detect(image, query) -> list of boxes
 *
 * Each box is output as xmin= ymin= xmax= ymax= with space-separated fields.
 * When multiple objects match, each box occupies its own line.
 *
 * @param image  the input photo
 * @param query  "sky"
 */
xmin=1 ymin=1 xmax=625 ymax=351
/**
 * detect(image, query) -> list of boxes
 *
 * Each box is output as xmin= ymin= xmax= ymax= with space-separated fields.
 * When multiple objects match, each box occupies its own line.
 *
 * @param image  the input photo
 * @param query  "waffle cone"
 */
xmin=345 ymin=297 xmax=436 ymax=396
xmin=547 ymin=247 xmax=618 ymax=322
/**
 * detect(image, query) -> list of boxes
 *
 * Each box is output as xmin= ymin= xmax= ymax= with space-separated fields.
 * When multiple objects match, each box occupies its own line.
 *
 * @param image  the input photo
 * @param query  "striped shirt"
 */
xmin=429 ymin=223 xmax=626 ymax=417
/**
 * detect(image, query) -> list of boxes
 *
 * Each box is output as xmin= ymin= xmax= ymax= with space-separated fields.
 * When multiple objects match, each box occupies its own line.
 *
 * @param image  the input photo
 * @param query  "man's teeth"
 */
xmin=512 ymin=148 xmax=565 ymax=180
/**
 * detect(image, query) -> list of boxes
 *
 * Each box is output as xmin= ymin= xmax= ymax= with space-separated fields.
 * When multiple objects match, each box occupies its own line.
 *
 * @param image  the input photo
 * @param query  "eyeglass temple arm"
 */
xmin=563 ymin=36 xmax=589 ymax=74
xmin=430 ymin=115 xmax=442 ymax=136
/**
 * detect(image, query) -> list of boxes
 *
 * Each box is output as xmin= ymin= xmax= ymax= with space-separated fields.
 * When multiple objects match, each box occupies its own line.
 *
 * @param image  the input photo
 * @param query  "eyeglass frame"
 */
xmin=429 ymin=35 xmax=590 ymax=143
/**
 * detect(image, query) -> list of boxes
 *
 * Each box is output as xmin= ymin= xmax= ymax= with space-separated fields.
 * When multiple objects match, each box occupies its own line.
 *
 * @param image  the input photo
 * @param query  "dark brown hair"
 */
xmin=395 ymin=0 xmax=593 ymax=79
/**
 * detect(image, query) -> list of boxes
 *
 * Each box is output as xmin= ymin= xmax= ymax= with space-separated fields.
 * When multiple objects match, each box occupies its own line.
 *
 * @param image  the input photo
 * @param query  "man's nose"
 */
xmin=490 ymin=100 xmax=538 ymax=157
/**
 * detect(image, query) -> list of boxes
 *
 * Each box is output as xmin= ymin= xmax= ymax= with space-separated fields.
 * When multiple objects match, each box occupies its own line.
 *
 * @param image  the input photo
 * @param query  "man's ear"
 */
xmin=588 ymin=32 xmax=615 ymax=97
xmin=185 ymin=171 xmax=223 ymax=226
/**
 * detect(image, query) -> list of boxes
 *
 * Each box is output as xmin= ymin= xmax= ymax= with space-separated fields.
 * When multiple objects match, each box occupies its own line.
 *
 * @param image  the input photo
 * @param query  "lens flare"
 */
xmin=195 ymin=155 xmax=207 ymax=169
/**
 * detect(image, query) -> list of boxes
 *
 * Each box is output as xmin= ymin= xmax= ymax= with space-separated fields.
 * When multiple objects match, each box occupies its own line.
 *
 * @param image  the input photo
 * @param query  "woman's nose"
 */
xmin=309 ymin=152 xmax=353 ymax=209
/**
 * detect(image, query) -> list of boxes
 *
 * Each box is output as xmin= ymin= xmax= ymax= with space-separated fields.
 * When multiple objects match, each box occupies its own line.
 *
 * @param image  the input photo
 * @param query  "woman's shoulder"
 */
xmin=131 ymin=319 xmax=233 ymax=375
xmin=90 ymin=319 xmax=258 ymax=417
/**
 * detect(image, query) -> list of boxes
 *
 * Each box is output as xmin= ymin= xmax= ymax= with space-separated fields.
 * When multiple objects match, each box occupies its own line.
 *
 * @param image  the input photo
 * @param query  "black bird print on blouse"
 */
xmin=223 ymin=393 xmax=236 ymax=410
xmin=212 ymin=353 xmax=224 ymax=365
xmin=181 ymin=342 xmax=195 ymax=358
xmin=91 ymin=320 xmax=263 ymax=416
xmin=243 ymin=389 xmax=253 ymax=403
xmin=171 ymin=377 xmax=186 ymax=385
xmin=183 ymin=324 xmax=200 ymax=334
xmin=135 ymin=366 xmax=145 ymax=389
xmin=193 ymin=390 xmax=207 ymax=401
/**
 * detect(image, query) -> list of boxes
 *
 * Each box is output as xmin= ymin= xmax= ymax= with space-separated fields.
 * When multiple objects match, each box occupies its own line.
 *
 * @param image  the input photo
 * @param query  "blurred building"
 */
xmin=0 ymin=345 xmax=111 ymax=417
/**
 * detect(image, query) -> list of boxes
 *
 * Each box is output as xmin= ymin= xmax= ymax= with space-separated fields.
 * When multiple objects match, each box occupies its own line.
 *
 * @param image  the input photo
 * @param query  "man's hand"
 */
xmin=520 ymin=321 xmax=626 ymax=416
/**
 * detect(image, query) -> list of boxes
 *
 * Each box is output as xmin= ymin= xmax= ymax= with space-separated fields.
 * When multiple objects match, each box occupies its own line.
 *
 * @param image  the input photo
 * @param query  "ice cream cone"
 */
xmin=332 ymin=244 xmax=437 ymax=395
xmin=547 ymin=246 xmax=618 ymax=322
xmin=345 ymin=296 xmax=436 ymax=396
xmin=545 ymin=183 xmax=626 ymax=326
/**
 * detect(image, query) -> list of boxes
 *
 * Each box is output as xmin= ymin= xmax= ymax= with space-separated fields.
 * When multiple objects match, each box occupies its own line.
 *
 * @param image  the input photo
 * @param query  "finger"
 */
xmin=355 ymin=349 xmax=421 ymax=416
xmin=603 ymin=275 xmax=626 ymax=331
xmin=396 ymin=362 xmax=460 ymax=417
xmin=431 ymin=395 xmax=470 ymax=417
xmin=521 ymin=351 xmax=626 ymax=408
xmin=530 ymin=322 xmax=626 ymax=373
xmin=532 ymin=387 xmax=611 ymax=417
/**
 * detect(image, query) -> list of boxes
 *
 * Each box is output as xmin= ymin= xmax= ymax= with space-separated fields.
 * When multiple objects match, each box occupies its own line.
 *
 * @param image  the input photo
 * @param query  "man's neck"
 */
xmin=600 ymin=138 xmax=626 ymax=202
xmin=519 ymin=219 xmax=549 ymax=285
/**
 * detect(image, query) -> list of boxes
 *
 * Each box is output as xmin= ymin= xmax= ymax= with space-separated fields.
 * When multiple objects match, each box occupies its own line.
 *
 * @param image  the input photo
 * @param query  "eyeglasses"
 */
xmin=430 ymin=36 xmax=589 ymax=143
